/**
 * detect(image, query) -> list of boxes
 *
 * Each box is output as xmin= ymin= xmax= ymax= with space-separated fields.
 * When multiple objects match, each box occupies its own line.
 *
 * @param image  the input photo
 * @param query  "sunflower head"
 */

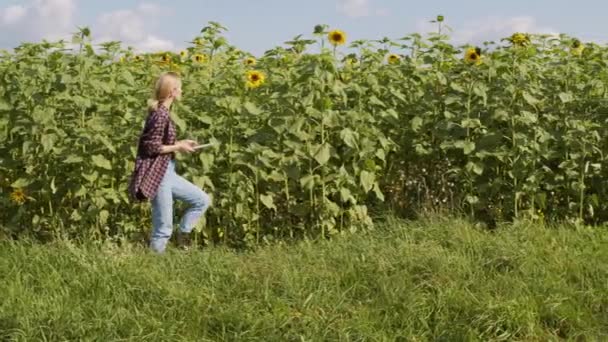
xmin=387 ymin=54 xmax=400 ymax=64
xmin=193 ymin=54 xmax=206 ymax=63
xmin=180 ymin=50 xmax=188 ymax=58
xmin=510 ymin=32 xmax=530 ymax=47
xmin=244 ymin=57 xmax=257 ymax=66
xmin=194 ymin=38 xmax=204 ymax=46
xmin=161 ymin=54 xmax=171 ymax=63
xmin=571 ymin=40 xmax=585 ymax=56
xmin=464 ymin=47 xmax=482 ymax=65
xmin=437 ymin=15 xmax=444 ymax=22
xmin=328 ymin=29 xmax=347 ymax=46
xmin=246 ymin=70 xmax=266 ymax=89
xmin=10 ymin=188 xmax=26 ymax=205
xmin=134 ymin=55 xmax=143 ymax=62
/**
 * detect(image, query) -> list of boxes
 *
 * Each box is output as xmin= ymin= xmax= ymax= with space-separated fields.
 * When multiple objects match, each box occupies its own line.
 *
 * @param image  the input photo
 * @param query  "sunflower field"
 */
xmin=1 ymin=20 xmax=608 ymax=245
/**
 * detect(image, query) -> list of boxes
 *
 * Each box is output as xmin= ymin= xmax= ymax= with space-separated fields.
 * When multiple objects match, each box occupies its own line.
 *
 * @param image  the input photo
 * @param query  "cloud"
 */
xmin=0 ymin=0 xmax=76 ymax=44
xmin=0 ymin=5 xmax=27 ymax=25
xmin=336 ymin=0 xmax=370 ymax=18
xmin=453 ymin=16 xmax=558 ymax=44
xmin=94 ymin=3 xmax=176 ymax=52
xmin=0 ymin=1 xmax=177 ymax=52
xmin=416 ymin=15 xmax=559 ymax=45
xmin=416 ymin=16 xmax=559 ymax=45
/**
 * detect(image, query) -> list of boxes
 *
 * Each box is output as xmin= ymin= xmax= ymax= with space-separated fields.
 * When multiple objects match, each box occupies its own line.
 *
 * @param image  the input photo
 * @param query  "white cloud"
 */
xmin=336 ymin=0 xmax=370 ymax=18
xmin=95 ymin=3 xmax=176 ymax=52
xmin=0 ymin=1 xmax=176 ymax=52
xmin=0 ymin=0 xmax=76 ymax=43
xmin=0 ymin=5 xmax=27 ymax=25
xmin=416 ymin=16 xmax=559 ymax=46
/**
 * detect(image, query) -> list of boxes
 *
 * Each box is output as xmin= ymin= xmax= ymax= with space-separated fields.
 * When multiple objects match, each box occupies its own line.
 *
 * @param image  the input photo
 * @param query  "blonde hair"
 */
xmin=147 ymin=72 xmax=181 ymax=112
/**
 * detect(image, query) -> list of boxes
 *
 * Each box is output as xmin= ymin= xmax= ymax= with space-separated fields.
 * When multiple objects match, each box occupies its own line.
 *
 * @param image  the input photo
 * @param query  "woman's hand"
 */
xmin=176 ymin=140 xmax=197 ymax=153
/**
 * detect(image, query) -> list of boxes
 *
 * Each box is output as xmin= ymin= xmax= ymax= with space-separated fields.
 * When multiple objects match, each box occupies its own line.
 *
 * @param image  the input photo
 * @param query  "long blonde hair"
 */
xmin=147 ymin=72 xmax=181 ymax=112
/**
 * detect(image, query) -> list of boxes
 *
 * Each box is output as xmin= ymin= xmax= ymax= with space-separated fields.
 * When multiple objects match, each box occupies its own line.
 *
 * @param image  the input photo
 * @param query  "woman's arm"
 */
xmin=140 ymin=113 xmax=196 ymax=156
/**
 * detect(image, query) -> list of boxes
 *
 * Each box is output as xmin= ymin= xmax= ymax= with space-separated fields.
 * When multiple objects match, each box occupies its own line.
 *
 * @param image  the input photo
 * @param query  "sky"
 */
xmin=0 ymin=0 xmax=606 ymax=55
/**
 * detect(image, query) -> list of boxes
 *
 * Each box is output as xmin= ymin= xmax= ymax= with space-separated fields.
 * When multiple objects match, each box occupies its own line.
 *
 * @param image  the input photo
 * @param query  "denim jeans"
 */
xmin=150 ymin=160 xmax=211 ymax=253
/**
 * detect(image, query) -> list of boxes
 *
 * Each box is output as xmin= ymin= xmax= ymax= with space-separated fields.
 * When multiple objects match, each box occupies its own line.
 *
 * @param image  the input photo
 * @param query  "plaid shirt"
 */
xmin=128 ymin=104 xmax=176 ymax=201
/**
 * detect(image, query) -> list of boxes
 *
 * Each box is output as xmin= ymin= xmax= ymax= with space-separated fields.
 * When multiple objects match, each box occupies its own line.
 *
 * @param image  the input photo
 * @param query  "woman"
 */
xmin=128 ymin=72 xmax=211 ymax=253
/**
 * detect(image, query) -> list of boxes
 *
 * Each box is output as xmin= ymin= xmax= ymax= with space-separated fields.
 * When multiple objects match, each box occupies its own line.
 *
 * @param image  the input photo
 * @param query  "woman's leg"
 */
xmin=149 ymin=172 xmax=174 ymax=253
xmin=171 ymin=174 xmax=211 ymax=236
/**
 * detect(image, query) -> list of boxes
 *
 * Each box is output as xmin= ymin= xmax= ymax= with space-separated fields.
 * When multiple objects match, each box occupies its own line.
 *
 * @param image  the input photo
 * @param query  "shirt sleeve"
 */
xmin=140 ymin=111 xmax=169 ymax=157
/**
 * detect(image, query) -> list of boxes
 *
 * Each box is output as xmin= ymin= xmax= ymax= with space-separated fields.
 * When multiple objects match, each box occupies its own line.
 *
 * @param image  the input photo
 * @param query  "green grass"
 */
xmin=1 ymin=217 xmax=607 ymax=341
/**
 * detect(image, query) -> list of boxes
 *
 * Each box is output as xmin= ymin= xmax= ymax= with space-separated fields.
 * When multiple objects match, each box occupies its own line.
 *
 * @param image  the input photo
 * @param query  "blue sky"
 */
xmin=0 ymin=0 xmax=605 ymax=55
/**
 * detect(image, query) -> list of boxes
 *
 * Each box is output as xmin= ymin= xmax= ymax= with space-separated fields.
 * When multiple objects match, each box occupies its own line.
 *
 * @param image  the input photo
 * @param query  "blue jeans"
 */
xmin=150 ymin=160 xmax=211 ymax=253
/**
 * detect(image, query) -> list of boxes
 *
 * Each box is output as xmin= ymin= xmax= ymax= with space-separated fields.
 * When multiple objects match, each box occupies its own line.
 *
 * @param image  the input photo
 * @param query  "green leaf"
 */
xmin=313 ymin=143 xmax=331 ymax=166
xmin=92 ymin=155 xmax=112 ymax=170
xmin=340 ymin=128 xmax=358 ymax=149
xmin=455 ymin=140 xmax=476 ymax=155
xmin=466 ymin=161 xmax=484 ymax=175
xmin=0 ymin=99 xmax=11 ymax=111
xmin=411 ymin=116 xmax=423 ymax=131
xmin=260 ymin=193 xmax=276 ymax=210
xmin=450 ymin=82 xmax=466 ymax=93
xmin=522 ymin=91 xmax=540 ymax=106
xmin=360 ymin=170 xmax=375 ymax=192
xmin=244 ymin=102 xmax=262 ymax=115
xmin=50 ymin=177 xmax=57 ymax=194
xmin=11 ymin=178 xmax=33 ymax=188
xmin=121 ymin=70 xmax=135 ymax=86
xmin=373 ymin=183 xmax=385 ymax=201
xmin=300 ymin=175 xmax=315 ymax=190
xmin=559 ymin=92 xmax=574 ymax=103
xmin=340 ymin=187 xmax=354 ymax=204
xmin=99 ymin=210 xmax=110 ymax=225
xmin=64 ymin=155 xmax=83 ymax=164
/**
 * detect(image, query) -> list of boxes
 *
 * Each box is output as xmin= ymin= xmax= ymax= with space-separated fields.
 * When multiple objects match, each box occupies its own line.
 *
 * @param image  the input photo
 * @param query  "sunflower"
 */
xmin=571 ymin=39 xmax=585 ymax=56
xmin=10 ymin=188 xmax=26 ymax=205
xmin=160 ymin=54 xmax=171 ymax=63
xmin=134 ymin=55 xmax=143 ymax=62
xmin=464 ymin=47 xmax=482 ymax=65
xmin=246 ymin=70 xmax=266 ymax=89
xmin=194 ymin=38 xmax=204 ymax=46
xmin=244 ymin=57 xmax=257 ymax=66
xmin=193 ymin=54 xmax=206 ymax=63
xmin=180 ymin=50 xmax=188 ymax=58
xmin=387 ymin=54 xmax=400 ymax=64
xmin=510 ymin=32 xmax=530 ymax=47
xmin=328 ymin=29 xmax=347 ymax=46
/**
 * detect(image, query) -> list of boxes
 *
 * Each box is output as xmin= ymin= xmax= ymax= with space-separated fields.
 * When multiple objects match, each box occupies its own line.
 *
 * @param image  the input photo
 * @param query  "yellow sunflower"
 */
xmin=464 ymin=47 xmax=482 ymax=65
xmin=180 ymin=50 xmax=188 ymax=58
xmin=194 ymin=38 xmax=204 ymax=46
xmin=244 ymin=57 xmax=257 ymax=66
xmin=510 ymin=32 xmax=530 ymax=47
xmin=134 ymin=55 xmax=143 ymax=62
xmin=387 ymin=54 xmax=400 ymax=64
xmin=328 ymin=29 xmax=347 ymax=46
xmin=160 ymin=54 xmax=171 ymax=63
xmin=193 ymin=54 xmax=206 ymax=63
xmin=246 ymin=70 xmax=266 ymax=89
xmin=571 ymin=39 xmax=585 ymax=56
xmin=10 ymin=188 xmax=26 ymax=205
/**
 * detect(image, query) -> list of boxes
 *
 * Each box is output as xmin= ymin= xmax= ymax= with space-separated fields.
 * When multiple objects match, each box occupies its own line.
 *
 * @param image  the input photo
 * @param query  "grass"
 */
xmin=1 ymin=216 xmax=607 ymax=341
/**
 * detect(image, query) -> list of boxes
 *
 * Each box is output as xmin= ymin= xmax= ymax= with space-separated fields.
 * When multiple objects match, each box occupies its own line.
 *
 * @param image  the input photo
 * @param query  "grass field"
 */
xmin=1 ymin=217 xmax=607 ymax=341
